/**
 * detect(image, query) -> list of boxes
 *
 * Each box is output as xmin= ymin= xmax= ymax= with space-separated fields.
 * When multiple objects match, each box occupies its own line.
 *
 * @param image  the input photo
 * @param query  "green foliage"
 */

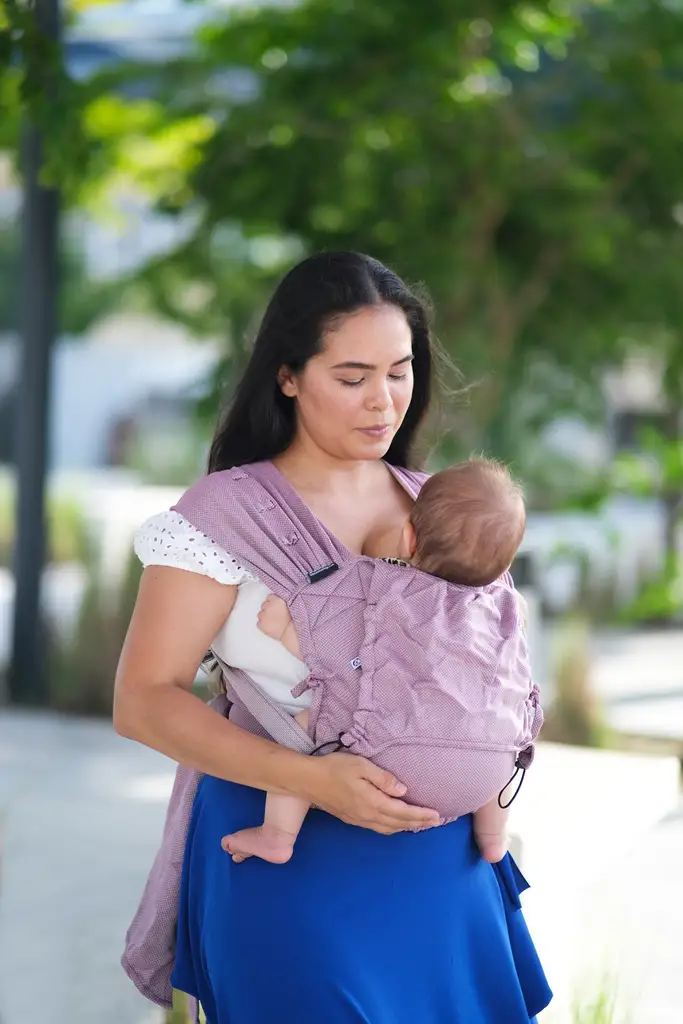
xmin=122 ymin=399 xmax=212 ymax=486
xmin=0 ymin=483 xmax=12 ymax=568
xmin=165 ymin=992 xmax=206 ymax=1024
xmin=7 ymin=0 xmax=683 ymax=483
xmin=619 ymin=555 xmax=683 ymax=625
xmin=543 ymin=617 xmax=613 ymax=748
xmin=612 ymin=425 xmax=683 ymax=499
xmin=0 ymin=482 xmax=91 ymax=568
xmin=0 ymin=0 xmax=96 ymax=198
xmin=611 ymin=422 xmax=683 ymax=584
xmin=135 ymin=0 xmax=600 ymax=424
xmin=512 ymin=450 xmax=609 ymax=513
xmin=50 ymin=542 xmax=143 ymax=715
xmin=573 ymin=989 xmax=618 ymax=1024
xmin=571 ymin=969 xmax=632 ymax=1024
xmin=42 ymin=0 xmax=677 ymax=458
xmin=0 ymin=483 xmax=141 ymax=714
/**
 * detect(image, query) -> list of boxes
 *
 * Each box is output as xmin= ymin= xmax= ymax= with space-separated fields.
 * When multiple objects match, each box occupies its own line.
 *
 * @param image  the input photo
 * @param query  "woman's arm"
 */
xmin=114 ymin=566 xmax=440 ymax=833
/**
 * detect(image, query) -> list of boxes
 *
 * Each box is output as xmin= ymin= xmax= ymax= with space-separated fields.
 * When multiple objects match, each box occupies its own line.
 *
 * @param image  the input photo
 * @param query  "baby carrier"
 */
xmin=122 ymin=460 xmax=542 ymax=1010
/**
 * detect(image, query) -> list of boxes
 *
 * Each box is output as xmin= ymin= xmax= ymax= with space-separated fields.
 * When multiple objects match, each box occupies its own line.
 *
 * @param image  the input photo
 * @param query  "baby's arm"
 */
xmin=257 ymin=594 xmax=302 ymax=659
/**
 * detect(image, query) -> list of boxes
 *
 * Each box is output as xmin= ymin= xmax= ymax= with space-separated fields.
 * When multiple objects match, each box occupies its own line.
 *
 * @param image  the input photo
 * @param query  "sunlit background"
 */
xmin=1 ymin=1 xmax=683 ymax=1022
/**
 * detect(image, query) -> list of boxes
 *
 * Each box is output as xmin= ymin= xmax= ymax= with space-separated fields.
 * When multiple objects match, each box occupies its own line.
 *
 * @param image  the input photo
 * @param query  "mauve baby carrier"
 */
xmin=122 ymin=461 xmax=542 ymax=1010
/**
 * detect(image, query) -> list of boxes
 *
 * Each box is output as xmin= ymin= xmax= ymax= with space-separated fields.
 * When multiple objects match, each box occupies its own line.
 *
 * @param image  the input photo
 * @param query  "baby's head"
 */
xmin=401 ymin=458 xmax=526 ymax=587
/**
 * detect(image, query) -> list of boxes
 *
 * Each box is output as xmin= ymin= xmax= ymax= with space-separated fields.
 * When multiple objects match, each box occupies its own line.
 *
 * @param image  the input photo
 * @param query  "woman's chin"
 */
xmin=352 ymin=433 xmax=394 ymax=459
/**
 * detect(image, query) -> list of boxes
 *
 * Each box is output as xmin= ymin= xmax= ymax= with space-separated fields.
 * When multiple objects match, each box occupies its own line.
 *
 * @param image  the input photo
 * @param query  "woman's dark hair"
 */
xmin=208 ymin=251 xmax=435 ymax=472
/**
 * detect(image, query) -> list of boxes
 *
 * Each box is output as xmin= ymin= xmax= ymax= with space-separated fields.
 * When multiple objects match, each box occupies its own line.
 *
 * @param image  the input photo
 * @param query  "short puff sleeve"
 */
xmin=133 ymin=510 xmax=255 ymax=586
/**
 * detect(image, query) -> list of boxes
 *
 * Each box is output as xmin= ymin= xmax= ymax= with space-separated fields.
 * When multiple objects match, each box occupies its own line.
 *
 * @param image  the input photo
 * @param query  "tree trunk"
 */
xmin=662 ymin=402 xmax=681 ymax=562
xmin=662 ymin=348 xmax=683 ymax=566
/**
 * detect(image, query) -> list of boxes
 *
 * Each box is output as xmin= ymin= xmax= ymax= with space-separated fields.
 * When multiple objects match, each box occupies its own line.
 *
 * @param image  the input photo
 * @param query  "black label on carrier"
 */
xmin=307 ymin=563 xmax=339 ymax=584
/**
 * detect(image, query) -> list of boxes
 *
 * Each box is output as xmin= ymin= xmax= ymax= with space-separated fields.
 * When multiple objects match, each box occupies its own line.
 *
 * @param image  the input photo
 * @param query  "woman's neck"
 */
xmin=273 ymin=438 xmax=383 ymax=498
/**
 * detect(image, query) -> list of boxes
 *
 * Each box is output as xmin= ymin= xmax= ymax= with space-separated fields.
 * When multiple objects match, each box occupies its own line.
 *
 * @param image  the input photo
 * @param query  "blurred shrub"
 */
xmin=520 ymin=455 xmax=608 ymax=516
xmin=0 ymin=486 xmax=91 ymax=568
xmin=48 ymin=496 xmax=92 ymax=563
xmin=618 ymin=555 xmax=683 ymax=627
xmin=49 ymin=545 xmax=142 ymax=715
xmin=538 ymin=534 xmax=624 ymax=624
xmin=542 ymin=617 xmax=612 ymax=749
xmin=0 ymin=490 xmax=139 ymax=715
xmin=571 ymin=557 xmax=626 ymax=627
xmin=127 ymin=427 xmax=209 ymax=487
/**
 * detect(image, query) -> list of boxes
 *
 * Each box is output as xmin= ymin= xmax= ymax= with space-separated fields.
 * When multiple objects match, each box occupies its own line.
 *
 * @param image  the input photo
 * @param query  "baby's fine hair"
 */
xmin=409 ymin=457 xmax=526 ymax=587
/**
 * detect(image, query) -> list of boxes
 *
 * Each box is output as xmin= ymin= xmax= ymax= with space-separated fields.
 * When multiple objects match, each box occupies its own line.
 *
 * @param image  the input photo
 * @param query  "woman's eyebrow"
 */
xmin=331 ymin=354 xmax=414 ymax=371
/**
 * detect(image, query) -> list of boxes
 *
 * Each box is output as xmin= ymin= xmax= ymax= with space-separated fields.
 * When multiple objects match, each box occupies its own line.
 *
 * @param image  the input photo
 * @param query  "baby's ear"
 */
xmin=399 ymin=520 xmax=417 ymax=560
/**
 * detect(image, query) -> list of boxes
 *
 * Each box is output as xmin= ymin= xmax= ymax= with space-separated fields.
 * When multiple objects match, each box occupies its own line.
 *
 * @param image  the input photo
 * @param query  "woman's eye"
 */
xmin=339 ymin=371 xmax=409 ymax=387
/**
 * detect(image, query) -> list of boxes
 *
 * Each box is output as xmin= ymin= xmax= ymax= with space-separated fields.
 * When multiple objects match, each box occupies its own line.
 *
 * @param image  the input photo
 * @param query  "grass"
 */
xmin=165 ymin=993 xmax=206 ymax=1024
xmin=571 ymin=976 xmax=631 ymax=1024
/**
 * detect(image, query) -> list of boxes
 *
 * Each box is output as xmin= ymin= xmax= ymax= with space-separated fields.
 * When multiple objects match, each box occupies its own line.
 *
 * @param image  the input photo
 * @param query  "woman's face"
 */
xmin=279 ymin=304 xmax=415 ymax=463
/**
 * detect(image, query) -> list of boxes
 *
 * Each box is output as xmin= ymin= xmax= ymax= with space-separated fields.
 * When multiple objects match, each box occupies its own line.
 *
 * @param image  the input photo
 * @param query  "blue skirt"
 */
xmin=172 ymin=776 xmax=552 ymax=1024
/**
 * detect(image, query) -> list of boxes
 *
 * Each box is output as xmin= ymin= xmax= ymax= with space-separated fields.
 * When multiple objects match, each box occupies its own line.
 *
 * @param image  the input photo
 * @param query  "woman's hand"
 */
xmin=306 ymin=752 xmax=441 ymax=835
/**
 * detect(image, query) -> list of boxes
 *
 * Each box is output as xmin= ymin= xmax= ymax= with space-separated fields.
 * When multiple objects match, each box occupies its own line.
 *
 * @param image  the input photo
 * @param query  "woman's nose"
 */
xmin=366 ymin=381 xmax=392 ymax=412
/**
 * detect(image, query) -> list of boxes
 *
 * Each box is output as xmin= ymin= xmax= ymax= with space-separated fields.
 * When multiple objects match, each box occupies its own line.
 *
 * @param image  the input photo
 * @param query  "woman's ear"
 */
xmin=277 ymin=365 xmax=298 ymax=398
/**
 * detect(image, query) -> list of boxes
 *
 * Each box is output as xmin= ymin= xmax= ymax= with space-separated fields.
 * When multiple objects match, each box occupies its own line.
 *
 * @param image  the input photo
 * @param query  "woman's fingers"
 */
xmin=361 ymin=761 xmax=407 ymax=797
xmin=311 ymin=752 xmax=440 ymax=834
xmin=361 ymin=761 xmax=440 ymax=830
xmin=372 ymin=794 xmax=441 ymax=832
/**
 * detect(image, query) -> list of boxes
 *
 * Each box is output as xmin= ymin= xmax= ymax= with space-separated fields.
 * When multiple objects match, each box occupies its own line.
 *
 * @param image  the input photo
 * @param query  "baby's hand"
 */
xmin=258 ymin=594 xmax=293 ymax=643
xmin=258 ymin=595 xmax=302 ymax=659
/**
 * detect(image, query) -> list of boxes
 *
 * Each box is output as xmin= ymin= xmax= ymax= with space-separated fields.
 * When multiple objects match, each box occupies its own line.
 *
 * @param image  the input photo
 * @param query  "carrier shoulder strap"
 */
xmin=202 ymin=652 xmax=315 ymax=754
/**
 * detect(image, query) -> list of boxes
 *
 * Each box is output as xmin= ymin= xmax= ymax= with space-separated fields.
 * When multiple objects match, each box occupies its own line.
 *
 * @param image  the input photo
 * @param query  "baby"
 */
xmin=224 ymin=457 xmax=528 ymax=866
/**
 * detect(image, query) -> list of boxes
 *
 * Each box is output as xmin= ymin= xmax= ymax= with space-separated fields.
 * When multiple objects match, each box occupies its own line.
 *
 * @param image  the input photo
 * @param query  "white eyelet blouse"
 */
xmin=134 ymin=511 xmax=311 ymax=714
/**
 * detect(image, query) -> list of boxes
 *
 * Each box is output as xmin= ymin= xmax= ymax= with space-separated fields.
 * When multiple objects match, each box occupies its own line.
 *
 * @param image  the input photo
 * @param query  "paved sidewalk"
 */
xmin=1 ymin=626 xmax=682 ymax=1024
xmin=0 ymin=711 xmax=172 ymax=1024
xmin=591 ymin=628 xmax=683 ymax=704
xmin=590 ymin=628 xmax=683 ymax=747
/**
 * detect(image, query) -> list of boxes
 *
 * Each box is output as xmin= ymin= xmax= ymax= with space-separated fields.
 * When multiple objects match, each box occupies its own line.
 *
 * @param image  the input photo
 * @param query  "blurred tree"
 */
xmin=569 ymin=1 xmax=683 ymax=564
xmin=83 ymin=0 xmax=593 ymax=449
xmin=5 ymin=0 xmax=683 ymax=474
xmin=67 ymin=0 xmax=683 ymax=454
xmin=0 ymin=0 xmax=116 ymax=191
xmin=0 ymin=218 xmax=120 ymax=334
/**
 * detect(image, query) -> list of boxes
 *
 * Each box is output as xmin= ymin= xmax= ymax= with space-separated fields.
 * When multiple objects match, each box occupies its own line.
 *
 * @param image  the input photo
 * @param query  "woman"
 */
xmin=115 ymin=251 xmax=552 ymax=1023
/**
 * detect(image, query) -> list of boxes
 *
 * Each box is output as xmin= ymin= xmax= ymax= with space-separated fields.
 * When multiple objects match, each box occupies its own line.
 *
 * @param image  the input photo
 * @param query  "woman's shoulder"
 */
xmin=172 ymin=466 xmax=255 ymax=513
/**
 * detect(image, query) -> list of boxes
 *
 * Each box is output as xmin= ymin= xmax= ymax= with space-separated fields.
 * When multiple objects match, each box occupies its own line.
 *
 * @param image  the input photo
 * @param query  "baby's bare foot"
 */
xmin=222 ymin=825 xmax=297 ymax=864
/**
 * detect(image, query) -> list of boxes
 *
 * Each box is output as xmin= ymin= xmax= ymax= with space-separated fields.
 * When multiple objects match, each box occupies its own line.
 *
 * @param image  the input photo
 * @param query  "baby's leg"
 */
xmin=473 ymin=798 xmax=510 ymax=864
xmin=223 ymin=712 xmax=310 ymax=864
xmin=257 ymin=594 xmax=302 ymax=659
xmin=224 ymin=794 xmax=310 ymax=865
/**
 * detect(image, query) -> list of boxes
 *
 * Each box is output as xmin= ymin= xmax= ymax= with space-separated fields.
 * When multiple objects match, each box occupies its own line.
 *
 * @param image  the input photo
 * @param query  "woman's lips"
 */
xmin=357 ymin=425 xmax=391 ymax=437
